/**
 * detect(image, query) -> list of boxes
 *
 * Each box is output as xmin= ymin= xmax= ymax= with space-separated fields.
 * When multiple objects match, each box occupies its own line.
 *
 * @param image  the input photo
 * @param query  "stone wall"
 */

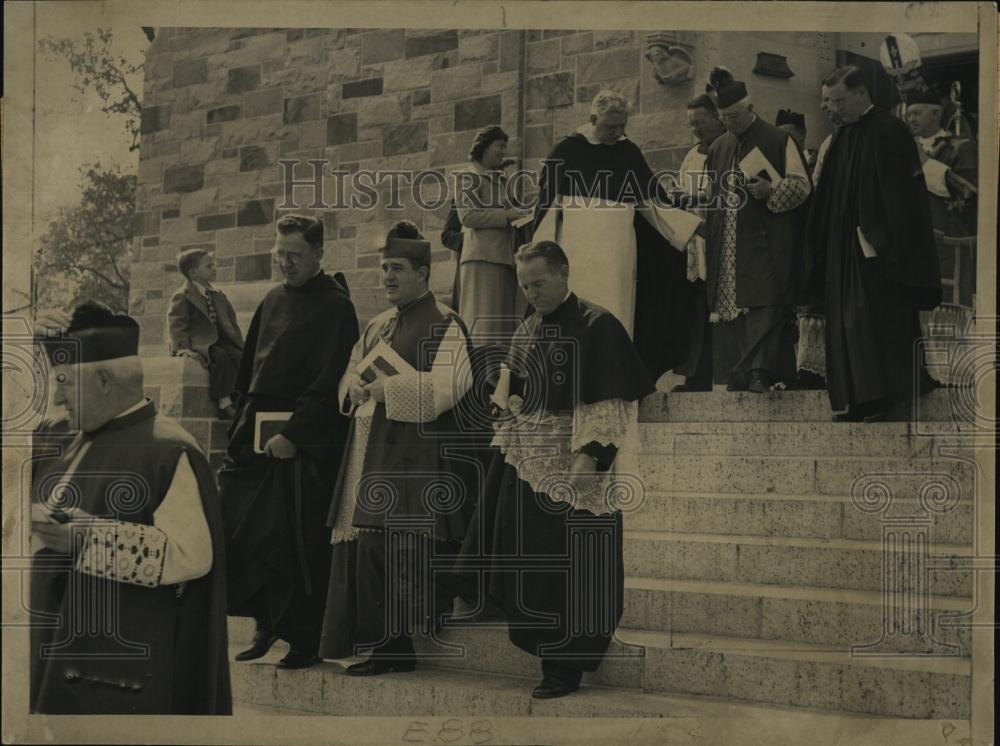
xmin=132 ymin=27 xmax=840 ymax=357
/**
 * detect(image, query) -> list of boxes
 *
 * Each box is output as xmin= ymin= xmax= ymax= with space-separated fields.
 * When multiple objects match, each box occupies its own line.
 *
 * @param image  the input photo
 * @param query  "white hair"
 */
xmin=590 ymin=90 xmax=630 ymax=117
xmin=720 ymin=96 xmax=754 ymax=115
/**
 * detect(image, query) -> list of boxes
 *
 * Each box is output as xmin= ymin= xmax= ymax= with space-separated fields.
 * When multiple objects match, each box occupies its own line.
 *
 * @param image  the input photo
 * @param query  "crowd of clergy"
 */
xmin=28 ymin=61 xmax=977 ymax=714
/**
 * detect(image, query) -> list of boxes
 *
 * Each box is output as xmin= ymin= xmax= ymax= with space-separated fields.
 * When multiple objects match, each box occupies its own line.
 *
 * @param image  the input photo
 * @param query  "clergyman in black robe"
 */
xmin=532 ymin=89 xmax=701 ymax=382
xmin=30 ymin=303 xmax=231 ymax=714
xmin=219 ymin=214 xmax=359 ymax=668
xmin=805 ymin=66 xmax=942 ymax=422
xmin=455 ymin=240 xmax=655 ymax=699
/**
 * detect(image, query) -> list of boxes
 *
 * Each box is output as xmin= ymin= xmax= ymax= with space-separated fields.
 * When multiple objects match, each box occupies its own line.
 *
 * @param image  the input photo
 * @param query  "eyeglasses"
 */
xmin=271 ymin=251 xmax=303 ymax=266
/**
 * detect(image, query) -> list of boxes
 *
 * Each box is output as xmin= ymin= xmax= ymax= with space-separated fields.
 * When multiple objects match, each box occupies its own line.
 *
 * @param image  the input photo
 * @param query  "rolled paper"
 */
xmin=491 ymin=363 xmax=511 ymax=410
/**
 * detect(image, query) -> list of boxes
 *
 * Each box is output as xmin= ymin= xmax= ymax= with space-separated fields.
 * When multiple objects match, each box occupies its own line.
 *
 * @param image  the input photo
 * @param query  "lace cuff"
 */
xmin=571 ymin=398 xmax=635 ymax=453
xmin=76 ymin=522 xmax=167 ymax=588
xmin=384 ymin=373 xmax=436 ymax=423
xmin=766 ymin=176 xmax=810 ymax=213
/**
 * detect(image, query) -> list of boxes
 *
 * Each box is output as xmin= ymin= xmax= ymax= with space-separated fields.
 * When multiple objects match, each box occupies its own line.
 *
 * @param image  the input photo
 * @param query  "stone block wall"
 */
xmin=132 ymin=27 xmax=840 ymax=356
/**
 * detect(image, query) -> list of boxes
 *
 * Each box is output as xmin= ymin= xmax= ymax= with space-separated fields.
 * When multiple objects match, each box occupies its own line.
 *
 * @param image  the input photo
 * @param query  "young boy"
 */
xmin=167 ymin=249 xmax=244 ymax=418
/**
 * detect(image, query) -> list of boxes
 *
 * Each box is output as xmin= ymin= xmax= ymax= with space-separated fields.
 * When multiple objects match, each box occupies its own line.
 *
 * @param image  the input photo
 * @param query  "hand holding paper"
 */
xmin=739 ymin=146 xmax=781 ymax=183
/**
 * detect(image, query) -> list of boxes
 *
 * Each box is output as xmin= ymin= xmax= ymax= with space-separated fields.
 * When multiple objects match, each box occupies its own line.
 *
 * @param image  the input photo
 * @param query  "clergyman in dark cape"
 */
xmin=320 ymin=224 xmax=481 ymax=673
xmin=456 ymin=240 xmax=655 ymax=699
xmin=532 ymin=89 xmax=701 ymax=382
xmin=219 ymin=214 xmax=359 ymax=668
xmin=30 ymin=302 xmax=230 ymax=714
xmin=805 ymin=67 xmax=942 ymax=421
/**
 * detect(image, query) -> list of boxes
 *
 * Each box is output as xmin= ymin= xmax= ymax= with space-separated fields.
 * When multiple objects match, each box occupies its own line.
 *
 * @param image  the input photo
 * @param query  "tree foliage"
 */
xmin=35 ymin=165 xmax=136 ymax=314
xmin=34 ymin=28 xmax=144 ymax=313
xmin=39 ymin=28 xmax=143 ymax=151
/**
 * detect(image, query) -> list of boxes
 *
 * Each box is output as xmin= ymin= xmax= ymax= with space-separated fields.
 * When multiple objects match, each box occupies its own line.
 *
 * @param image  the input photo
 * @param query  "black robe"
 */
xmin=805 ymin=107 xmax=942 ymax=411
xmin=30 ymin=402 xmax=231 ymax=714
xmin=534 ymin=133 xmax=693 ymax=380
xmin=457 ymin=294 xmax=654 ymax=671
xmin=219 ymin=270 xmax=358 ymax=650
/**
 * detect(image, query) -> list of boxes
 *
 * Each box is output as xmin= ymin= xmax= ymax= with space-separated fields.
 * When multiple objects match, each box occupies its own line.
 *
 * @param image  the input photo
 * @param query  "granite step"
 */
xmin=229 ymin=647 xmax=933 ymax=729
xmin=621 ymin=576 xmax=972 ymax=654
xmin=638 ymin=454 xmax=976 ymax=499
xmin=630 ymin=629 xmax=970 ymax=719
xmin=622 ymin=530 xmax=973 ymax=597
xmin=228 ymin=623 xmax=970 ymax=718
xmin=638 ymin=421 xmax=958 ymax=458
xmin=626 ymin=491 xmax=974 ymax=545
xmin=639 ymin=389 xmax=965 ymax=425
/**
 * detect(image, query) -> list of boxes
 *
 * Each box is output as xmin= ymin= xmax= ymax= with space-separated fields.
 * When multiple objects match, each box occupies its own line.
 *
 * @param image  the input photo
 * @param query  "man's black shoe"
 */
xmin=726 ymin=380 xmax=748 ymax=392
xmin=671 ymin=382 xmax=713 ymax=393
xmin=531 ymin=678 xmax=580 ymax=699
xmin=277 ymin=649 xmax=321 ymax=669
xmin=234 ymin=630 xmax=279 ymax=662
xmin=747 ymin=369 xmax=773 ymax=394
xmin=345 ymin=659 xmax=417 ymax=676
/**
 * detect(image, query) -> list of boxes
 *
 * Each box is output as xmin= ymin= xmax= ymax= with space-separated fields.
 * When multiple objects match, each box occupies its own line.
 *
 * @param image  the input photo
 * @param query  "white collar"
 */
xmin=191 ymin=280 xmax=214 ymax=295
xmin=918 ymin=128 xmax=949 ymax=146
xmin=577 ymin=123 xmax=626 ymax=146
xmin=111 ymin=398 xmax=148 ymax=421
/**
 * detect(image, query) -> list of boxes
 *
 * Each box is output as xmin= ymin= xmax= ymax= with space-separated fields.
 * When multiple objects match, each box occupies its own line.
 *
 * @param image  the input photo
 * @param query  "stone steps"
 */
xmin=627 ymin=491 xmax=974 ymax=545
xmin=228 ymin=624 xmax=970 ymax=719
xmin=623 ymin=530 xmax=973 ymax=597
xmin=639 ymin=389 xmax=965 ymax=424
xmin=621 ymin=576 xmax=971 ymax=654
xmin=638 ymin=453 xmax=976 ymax=499
xmin=638 ymin=421 xmax=958 ymax=458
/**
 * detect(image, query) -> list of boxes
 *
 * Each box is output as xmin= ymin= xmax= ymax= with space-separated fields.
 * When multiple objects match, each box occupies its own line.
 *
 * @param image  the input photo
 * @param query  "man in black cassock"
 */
xmin=456 ymin=240 xmax=654 ymax=699
xmin=220 ymin=214 xmax=359 ymax=668
xmin=533 ymin=89 xmax=700 ymax=382
xmin=320 ymin=221 xmax=479 ymax=674
xmin=30 ymin=303 xmax=230 ymax=714
xmin=703 ymin=68 xmax=812 ymax=393
xmin=805 ymin=66 xmax=942 ymax=422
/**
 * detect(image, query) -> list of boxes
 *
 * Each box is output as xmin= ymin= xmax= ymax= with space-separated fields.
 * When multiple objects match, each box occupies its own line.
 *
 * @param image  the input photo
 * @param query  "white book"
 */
xmin=352 ymin=339 xmax=416 ymax=417
xmin=739 ymin=146 xmax=781 ymax=183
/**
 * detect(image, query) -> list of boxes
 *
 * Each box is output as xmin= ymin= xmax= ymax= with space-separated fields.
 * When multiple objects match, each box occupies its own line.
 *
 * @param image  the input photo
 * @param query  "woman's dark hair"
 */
xmin=469 ymin=125 xmax=509 ymax=163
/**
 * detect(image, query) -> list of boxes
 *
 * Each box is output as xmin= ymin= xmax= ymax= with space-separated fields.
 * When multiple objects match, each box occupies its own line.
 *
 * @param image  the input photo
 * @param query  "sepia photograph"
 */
xmin=2 ymin=2 xmax=995 ymax=744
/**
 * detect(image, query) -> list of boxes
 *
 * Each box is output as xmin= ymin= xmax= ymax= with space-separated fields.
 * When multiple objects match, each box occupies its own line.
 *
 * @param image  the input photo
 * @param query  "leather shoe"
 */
xmin=726 ymin=380 xmax=748 ymax=392
xmin=277 ymin=649 xmax=320 ymax=669
xmin=345 ymin=659 xmax=417 ymax=676
xmin=747 ymin=369 xmax=773 ymax=394
xmin=531 ymin=678 xmax=579 ymax=699
xmin=671 ymin=383 xmax=713 ymax=393
xmin=234 ymin=631 xmax=279 ymax=662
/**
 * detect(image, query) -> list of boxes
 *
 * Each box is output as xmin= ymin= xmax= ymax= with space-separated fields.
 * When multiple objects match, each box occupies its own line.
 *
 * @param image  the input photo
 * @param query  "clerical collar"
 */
xmin=86 ymin=397 xmax=156 ymax=436
xmin=112 ymin=398 xmax=148 ymax=420
xmin=917 ymin=129 xmax=949 ymax=151
xmin=577 ymin=123 xmax=627 ymax=146
xmin=541 ymin=291 xmax=575 ymax=319
xmin=396 ymin=290 xmax=433 ymax=315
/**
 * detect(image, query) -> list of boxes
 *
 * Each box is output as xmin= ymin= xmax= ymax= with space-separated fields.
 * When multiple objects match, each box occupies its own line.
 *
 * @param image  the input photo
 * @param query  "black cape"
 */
xmin=534 ymin=133 xmax=694 ymax=379
xmin=30 ymin=402 xmax=231 ymax=714
xmin=804 ymin=107 xmax=941 ymax=411
xmin=457 ymin=294 xmax=654 ymax=668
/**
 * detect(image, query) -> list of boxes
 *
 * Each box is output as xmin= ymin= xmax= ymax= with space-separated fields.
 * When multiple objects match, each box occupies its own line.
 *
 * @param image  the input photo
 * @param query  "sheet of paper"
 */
xmin=739 ymin=146 xmax=781 ymax=183
xmin=511 ymin=213 xmax=534 ymax=229
xmin=637 ymin=202 xmax=702 ymax=251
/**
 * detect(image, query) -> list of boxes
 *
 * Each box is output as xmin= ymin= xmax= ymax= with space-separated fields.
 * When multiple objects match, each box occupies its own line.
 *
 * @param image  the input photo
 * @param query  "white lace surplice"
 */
xmin=491 ymin=398 xmax=640 ymax=516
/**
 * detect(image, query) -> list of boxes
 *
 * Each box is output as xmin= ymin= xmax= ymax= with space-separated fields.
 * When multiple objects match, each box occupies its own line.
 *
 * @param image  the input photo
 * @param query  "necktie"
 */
xmin=204 ymin=289 xmax=218 ymax=325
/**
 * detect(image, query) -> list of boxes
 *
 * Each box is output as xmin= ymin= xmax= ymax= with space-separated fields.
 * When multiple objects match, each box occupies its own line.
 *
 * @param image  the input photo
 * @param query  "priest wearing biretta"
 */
xmin=703 ymin=67 xmax=812 ymax=393
xmin=30 ymin=301 xmax=231 ymax=714
xmin=320 ymin=221 xmax=480 ymax=674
